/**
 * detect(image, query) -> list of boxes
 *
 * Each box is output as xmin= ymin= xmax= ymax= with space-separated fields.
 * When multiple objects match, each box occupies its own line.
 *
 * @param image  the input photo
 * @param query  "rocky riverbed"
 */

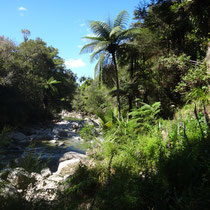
xmin=0 ymin=112 xmax=99 ymax=202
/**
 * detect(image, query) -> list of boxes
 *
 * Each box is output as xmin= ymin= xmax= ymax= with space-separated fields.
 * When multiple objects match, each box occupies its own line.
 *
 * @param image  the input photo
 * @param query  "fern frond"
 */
xmin=113 ymin=10 xmax=129 ymax=30
xmin=80 ymin=41 xmax=98 ymax=54
xmin=90 ymin=48 xmax=105 ymax=63
xmin=110 ymin=26 xmax=122 ymax=39
xmin=89 ymin=21 xmax=111 ymax=39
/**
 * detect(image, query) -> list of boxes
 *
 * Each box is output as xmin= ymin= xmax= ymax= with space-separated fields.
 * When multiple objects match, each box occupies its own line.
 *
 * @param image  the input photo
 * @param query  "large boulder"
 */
xmin=59 ymin=151 xmax=86 ymax=162
xmin=55 ymin=159 xmax=81 ymax=176
xmin=25 ymin=180 xmax=58 ymax=201
xmin=25 ymin=171 xmax=64 ymax=201
xmin=56 ymin=151 xmax=87 ymax=176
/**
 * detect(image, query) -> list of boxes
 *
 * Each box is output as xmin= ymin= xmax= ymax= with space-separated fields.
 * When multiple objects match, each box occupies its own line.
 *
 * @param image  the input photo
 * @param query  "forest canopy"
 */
xmin=0 ymin=35 xmax=77 ymax=126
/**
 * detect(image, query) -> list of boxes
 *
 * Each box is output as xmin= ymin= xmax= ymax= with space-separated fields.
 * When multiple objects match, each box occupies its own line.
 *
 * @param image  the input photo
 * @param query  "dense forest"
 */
xmin=0 ymin=0 xmax=210 ymax=209
xmin=0 ymin=31 xmax=77 ymax=126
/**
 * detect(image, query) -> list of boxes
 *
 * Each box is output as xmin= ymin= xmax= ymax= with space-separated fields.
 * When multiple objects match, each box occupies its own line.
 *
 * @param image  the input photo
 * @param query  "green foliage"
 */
xmin=79 ymin=124 xmax=98 ymax=142
xmin=1 ymin=1 xmax=210 ymax=208
xmin=43 ymin=76 xmax=61 ymax=93
xmin=54 ymin=164 xmax=101 ymax=210
xmin=0 ymin=36 xmax=77 ymax=125
xmin=129 ymin=102 xmax=161 ymax=133
xmin=153 ymin=54 xmax=192 ymax=105
xmin=175 ymin=62 xmax=210 ymax=105
xmin=57 ymin=104 xmax=210 ymax=209
xmin=73 ymin=78 xmax=114 ymax=115
xmin=62 ymin=116 xmax=83 ymax=122
xmin=0 ymin=195 xmax=29 ymax=210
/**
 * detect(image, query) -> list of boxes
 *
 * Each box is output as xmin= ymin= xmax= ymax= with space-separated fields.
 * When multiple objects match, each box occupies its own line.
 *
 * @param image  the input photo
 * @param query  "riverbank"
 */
xmin=0 ymin=112 xmax=100 ymax=203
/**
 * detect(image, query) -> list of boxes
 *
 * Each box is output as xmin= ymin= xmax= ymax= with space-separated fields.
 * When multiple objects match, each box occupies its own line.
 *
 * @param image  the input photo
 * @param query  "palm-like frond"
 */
xmin=113 ymin=10 xmax=129 ymax=30
xmin=80 ymin=41 xmax=98 ymax=54
xmin=94 ymin=40 xmax=109 ymax=51
xmin=115 ymin=28 xmax=138 ymax=44
xmin=94 ymin=52 xmax=112 ymax=77
xmin=82 ymin=36 xmax=105 ymax=41
xmin=121 ymin=27 xmax=142 ymax=38
xmin=110 ymin=26 xmax=122 ymax=39
xmin=90 ymin=48 xmax=105 ymax=63
xmin=90 ymin=21 xmax=111 ymax=39
xmin=94 ymin=53 xmax=106 ymax=77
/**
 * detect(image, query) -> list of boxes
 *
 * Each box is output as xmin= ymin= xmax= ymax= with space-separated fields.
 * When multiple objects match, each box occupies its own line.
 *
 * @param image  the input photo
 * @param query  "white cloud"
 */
xmin=80 ymin=23 xmax=85 ymax=27
xmin=18 ymin=6 xmax=27 ymax=11
xmin=86 ymin=33 xmax=97 ymax=37
xmin=77 ymin=45 xmax=83 ymax=49
xmin=65 ymin=58 xmax=86 ymax=68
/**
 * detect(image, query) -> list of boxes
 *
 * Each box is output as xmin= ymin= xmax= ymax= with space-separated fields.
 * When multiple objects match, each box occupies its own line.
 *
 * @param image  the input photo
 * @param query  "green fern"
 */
xmin=129 ymin=102 xmax=161 ymax=133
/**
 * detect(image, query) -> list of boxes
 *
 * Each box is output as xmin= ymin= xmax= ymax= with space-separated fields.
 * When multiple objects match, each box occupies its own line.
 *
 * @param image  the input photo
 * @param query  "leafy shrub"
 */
xmin=79 ymin=124 xmax=98 ymax=142
xmin=129 ymin=102 xmax=161 ymax=133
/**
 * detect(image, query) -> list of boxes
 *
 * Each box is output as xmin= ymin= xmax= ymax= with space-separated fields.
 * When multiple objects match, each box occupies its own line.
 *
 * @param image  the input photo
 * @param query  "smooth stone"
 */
xmin=59 ymin=151 xmax=87 ymax=163
xmin=55 ymin=159 xmax=81 ymax=176
xmin=9 ymin=132 xmax=26 ymax=141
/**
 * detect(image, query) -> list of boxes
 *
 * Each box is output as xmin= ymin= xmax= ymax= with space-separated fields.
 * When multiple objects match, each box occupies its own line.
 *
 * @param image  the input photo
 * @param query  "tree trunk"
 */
xmin=112 ymin=53 xmax=121 ymax=118
xmin=128 ymin=57 xmax=134 ymax=113
xmin=128 ymin=95 xmax=133 ymax=114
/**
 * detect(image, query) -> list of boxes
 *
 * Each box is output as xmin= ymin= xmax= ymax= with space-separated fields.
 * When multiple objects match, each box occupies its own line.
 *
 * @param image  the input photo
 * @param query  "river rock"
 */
xmin=41 ymin=168 xmax=51 ymax=178
xmin=71 ymin=122 xmax=80 ymax=129
xmin=9 ymin=132 xmax=26 ymax=141
xmin=58 ymin=130 xmax=68 ymax=137
xmin=30 ymin=172 xmax=42 ymax=181
xmin=55 ymin=159 xmax=81 ymax=176
xmin=25 ymin=172 xmax=65 ymax=201
xmin=55 ymin=151 xmax=87 ymax=176
xmin=71 ymin=135 xmax=82 ymax=142
xmin=0 ymin=178 xmax=19 ymax=198
xmin=7 ymin=167 xmax=34 ymax=190
xmin=47 ymin=174 xmax=63 ymax=182
xmin=25 ymin=181 xmax=57 ymax=201
xmin=59 ymin=151 xmax=87 ymax=162
xmin=0 ymin=112 xmax=98 ymax=202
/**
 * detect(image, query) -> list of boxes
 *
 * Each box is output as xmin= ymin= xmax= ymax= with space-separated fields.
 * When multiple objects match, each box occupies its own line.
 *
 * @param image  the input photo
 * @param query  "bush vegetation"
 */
xmin=54 ymin=102 xmax=210 ymax=210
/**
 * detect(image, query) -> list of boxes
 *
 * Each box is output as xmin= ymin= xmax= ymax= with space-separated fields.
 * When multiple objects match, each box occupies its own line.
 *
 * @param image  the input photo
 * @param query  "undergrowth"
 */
xmin=54 ymin=102 xmax=210 ymax=210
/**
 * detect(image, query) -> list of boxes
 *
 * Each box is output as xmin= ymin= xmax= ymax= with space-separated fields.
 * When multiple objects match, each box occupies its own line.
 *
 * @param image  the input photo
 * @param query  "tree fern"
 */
xmin=80 ymin=10 xmax=132 ymax=118
xmin=129 ymin=102 xmax=161 ymax=133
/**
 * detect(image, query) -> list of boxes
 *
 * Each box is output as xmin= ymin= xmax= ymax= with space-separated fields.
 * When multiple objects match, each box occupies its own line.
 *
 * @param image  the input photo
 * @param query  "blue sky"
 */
xmin=0 ymin=0 xmax=141 ymax=79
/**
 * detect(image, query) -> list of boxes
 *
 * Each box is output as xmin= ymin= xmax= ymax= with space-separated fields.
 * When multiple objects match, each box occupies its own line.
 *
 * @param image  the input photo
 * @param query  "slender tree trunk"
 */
xmin=128 ymin=57 xmax=134 ymax=113
xmin=112 ymin=52 xmax=121 ymax=118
